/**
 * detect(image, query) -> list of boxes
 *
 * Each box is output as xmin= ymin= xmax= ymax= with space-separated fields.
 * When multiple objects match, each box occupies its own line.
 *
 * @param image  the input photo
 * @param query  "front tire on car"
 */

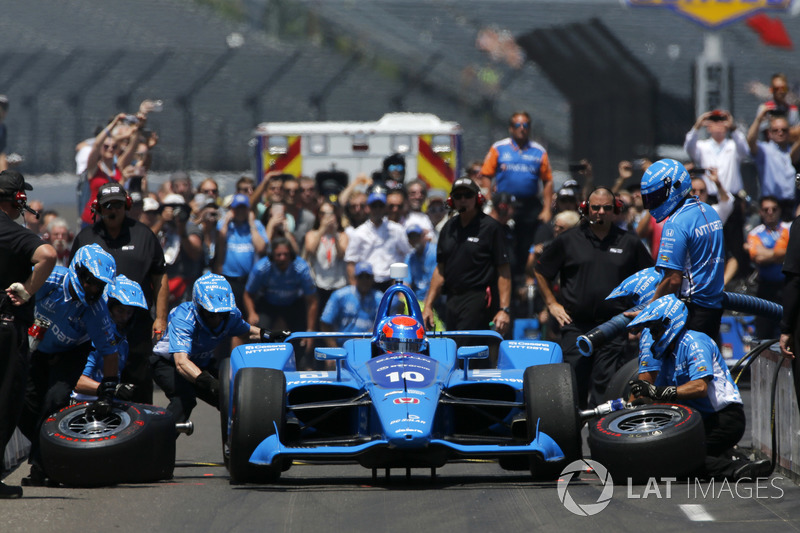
xmin=524 ymin=363 xmax=582 ymax=480
xmin=228 ymin=367 xmax=286 ymax=484
xmin=219 ymin=357 xmax=231 ymax=469
xmin=588 ymin=403 xmax=706 ymax=484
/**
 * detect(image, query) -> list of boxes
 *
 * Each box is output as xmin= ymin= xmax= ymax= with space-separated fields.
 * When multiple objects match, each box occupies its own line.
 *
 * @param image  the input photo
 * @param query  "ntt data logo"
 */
xmin=557 ymin=459 xmax=614 ymax=516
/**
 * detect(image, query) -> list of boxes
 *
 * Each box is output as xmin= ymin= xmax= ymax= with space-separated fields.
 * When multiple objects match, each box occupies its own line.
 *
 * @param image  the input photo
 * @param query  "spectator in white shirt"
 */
xmin=344 ymin=190 xmax=413 ymax=290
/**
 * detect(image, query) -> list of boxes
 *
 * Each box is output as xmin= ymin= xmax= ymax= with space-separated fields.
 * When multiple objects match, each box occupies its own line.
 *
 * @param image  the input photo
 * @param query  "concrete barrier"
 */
xmin=751 ymin=348 xmax=800 ymax=482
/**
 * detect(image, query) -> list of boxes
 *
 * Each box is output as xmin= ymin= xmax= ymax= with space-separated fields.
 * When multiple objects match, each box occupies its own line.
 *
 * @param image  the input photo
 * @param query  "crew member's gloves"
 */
xmin=114 ymin=383 xmax=137 ymax=402
xmin=195 ymin=370 xmax=219 ymax=398
xmin=629 ymin=379 xmax=678 ymax=402
xmin=260 ymin=329 xmax=290 ymax=343
xmin=86 ymin=377 xmax=118 ymax=418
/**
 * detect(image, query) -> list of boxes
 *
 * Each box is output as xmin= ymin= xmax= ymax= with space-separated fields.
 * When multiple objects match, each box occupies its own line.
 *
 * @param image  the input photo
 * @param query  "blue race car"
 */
xmin=220 ymin=281 xmax=581 ymax=484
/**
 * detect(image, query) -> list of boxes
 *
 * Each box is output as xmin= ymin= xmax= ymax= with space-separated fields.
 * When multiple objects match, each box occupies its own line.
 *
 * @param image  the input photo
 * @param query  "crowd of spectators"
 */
xmin=7 ymin=73 xmax=800 ymax=348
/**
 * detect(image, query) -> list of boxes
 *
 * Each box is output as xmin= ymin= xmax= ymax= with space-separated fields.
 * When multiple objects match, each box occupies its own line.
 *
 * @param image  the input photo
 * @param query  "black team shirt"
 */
xmin=436 ymin=210 xmax=509 ymax=294
xmin=535 ymin=221 xmax=653 ymax=324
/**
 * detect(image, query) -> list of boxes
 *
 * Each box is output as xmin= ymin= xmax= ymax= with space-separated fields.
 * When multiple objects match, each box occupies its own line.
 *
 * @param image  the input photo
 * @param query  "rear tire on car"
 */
xmin=524 ymin=363 xmax=582 ymax=480
xmin=228 ymin=367 xmax=286 ymax=484
xmin=588 ymin=403 xmax=706 ymax=484
xmin=40 ymin=402 xmax=176 ymax=487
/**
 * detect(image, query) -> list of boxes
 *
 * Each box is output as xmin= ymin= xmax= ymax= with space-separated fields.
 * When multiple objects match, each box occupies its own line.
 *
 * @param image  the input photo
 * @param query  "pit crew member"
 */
xmin=628 ymin=295 xmax=771 ymax=481
xmin=18 ymin=244 xmax=120 ymax=486
xmin=73 ymin=275 xmax=148 ymax=402
xmin=638 ymin=159 xmax=725 ymax=340
xmin=151 ymin=273 xmax=272 ymax=424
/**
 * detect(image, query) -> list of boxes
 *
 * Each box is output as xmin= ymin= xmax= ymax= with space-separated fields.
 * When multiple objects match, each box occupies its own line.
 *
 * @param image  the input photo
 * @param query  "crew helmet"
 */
xmin=640 ymin=159 xmax=691 ymax=222
xmin=627 ymin=294 xmax=688 ymax=359
xmin=68 ymin=244 xmax=116 ymax=304
xmin=192 ymin=273 xmax=236 ymax=314
xmin=378 ymin=315 xmax=426 ymax=354
xmin=106 ymin=275 xmax=148 ymax=310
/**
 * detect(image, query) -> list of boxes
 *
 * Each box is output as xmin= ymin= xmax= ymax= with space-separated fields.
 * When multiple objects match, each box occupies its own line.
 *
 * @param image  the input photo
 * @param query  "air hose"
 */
xmin=577 ymin=292 xmax=784 ymax=356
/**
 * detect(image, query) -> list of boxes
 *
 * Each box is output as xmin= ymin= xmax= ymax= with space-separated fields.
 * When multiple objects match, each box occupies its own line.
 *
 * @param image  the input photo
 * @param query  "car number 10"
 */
xmin=387 ymin=371 xmax=424 ymax=382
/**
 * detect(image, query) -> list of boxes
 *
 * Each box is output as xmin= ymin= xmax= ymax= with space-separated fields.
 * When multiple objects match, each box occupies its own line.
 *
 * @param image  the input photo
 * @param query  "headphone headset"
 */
xmin=91 ymin=186 xmax=133 ymax=215
xmin=578 ymin=186 xmax=623 ymax=218
xmin=0 ymin=190 xmax=39 ymax=219
xmin=446 ymin=189 xmax=485 ymax=209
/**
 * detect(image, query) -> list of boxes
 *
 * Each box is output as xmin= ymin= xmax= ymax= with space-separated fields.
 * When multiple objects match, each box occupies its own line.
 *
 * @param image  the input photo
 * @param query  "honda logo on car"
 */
xmin=393 ymin=397 xmax=419 ymax=404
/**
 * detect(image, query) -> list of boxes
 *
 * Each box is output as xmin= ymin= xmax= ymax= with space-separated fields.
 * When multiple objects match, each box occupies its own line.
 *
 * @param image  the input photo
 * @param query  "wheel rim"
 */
xmin=608 ymin=407 xmax=682 ymax=434
xmin=57 ymin=407 xmax=132 ymax=439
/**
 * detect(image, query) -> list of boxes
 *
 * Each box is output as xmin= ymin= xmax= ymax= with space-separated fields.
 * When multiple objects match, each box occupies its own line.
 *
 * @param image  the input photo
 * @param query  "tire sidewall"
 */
xmin=588 ymin=403 xmax=706 ymax=483
xmin=40 ymin=402 xmax=175 ymax=486
xmin=228 ymin=367 xmax=286 ymax=483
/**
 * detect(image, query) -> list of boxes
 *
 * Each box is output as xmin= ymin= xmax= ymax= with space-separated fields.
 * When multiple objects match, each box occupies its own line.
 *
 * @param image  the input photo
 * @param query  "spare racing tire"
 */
xmin=601 ymin=358 xmax=639 ymax=403
xmin=40 ymin=402 xmax=176 ymax=487
xmin=525 ymin=363 xmax=582 ymax=480
xmin=588 ymin=403 xmax=705 ymax=484
xmin=228 ymin=367 xmax=286 ymax=484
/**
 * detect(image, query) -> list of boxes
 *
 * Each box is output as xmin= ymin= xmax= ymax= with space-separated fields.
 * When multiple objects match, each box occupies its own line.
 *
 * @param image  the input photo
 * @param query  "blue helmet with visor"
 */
xmin=192 ymin=273 xmax=235 ymax=333
xmin=627 ymin=294 xmax=688 ymax=359
xmin=69 ymin=244 xmax=116 ymax=305
xmin=377 ymin=315 xmax=427 ymax=354
xmin=105 ymin=275 xmax=148 ymax=310
xmin=640 ymin=159 xmax=691 ymax=223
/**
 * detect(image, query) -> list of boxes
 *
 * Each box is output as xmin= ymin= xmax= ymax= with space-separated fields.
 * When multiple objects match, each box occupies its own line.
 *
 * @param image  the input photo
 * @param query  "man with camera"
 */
xmin=684 ymin=110 xmax=750 ymax=279
xmin=747 ymin=106 xmax=800 ymax=221
xmin=154 ymin=193 xmax=204 ymax=305
xmin=71 ymin=182 xmax=169 ymax=403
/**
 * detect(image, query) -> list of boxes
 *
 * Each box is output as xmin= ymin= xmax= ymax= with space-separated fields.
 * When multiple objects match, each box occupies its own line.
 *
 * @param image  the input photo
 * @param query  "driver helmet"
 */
xmin=640 ymin=159 xmax=691 ymax=223
xmin=192 ymin=273 xmax=235 ymax=331
xmin=627 ymin=294 xmax=688 ymax=359
xmin=68 ymin=244 xmax=116 ymax=305
xmin=378 ymin=315 xmax=426 ymax=354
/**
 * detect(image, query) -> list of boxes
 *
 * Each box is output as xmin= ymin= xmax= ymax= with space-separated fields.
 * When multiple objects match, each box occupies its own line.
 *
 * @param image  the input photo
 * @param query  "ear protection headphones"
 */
xmin=446 ymin=190 xmax=485 ymax=209
xmin=0 ymin=190 xmax=39 ymax=219
xmin=579 ymin=186 xmax=623 ymax=218
xmin=91 ymin=186 xmax=133 ymax=215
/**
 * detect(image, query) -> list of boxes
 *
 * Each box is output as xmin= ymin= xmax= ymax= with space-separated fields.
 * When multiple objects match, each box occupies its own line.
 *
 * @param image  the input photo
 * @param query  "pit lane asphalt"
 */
xmin=4 ymin=387 xmax=800 ymax=533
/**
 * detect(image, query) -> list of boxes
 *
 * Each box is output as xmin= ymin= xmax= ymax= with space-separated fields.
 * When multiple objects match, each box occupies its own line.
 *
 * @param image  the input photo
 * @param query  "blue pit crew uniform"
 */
xmin=73 ymin=331 xmax=129 ymax=402
xmin=656 ymin=198 xmax=725 ymax=338
xmin=151 ymin=302 xmax=250 ymax=423
xmin=18 ymin=266 xmax=119 ymax=468
xmin=637 ymin=329 xmax=755 ymax=479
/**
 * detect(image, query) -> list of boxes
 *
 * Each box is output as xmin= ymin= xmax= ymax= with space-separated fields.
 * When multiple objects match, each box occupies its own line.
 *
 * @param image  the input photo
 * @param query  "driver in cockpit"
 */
xmin=377 ymin=315 xmax=427 ymax=355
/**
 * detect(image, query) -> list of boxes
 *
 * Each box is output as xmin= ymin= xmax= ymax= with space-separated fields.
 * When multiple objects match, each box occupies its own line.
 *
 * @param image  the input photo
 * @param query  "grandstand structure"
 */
xmin=0 ymin=0 xmax=796 ymax=182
